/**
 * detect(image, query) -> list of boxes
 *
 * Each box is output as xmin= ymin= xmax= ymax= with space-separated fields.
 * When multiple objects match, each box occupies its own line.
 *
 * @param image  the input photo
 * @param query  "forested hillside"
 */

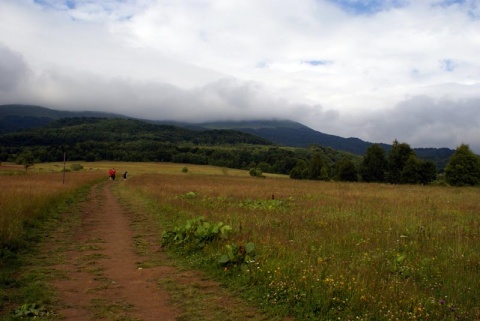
xmin=0 ymin=105 xmax=461 ymax=181
xmin=0 ymin=117 xmax=358 ymax=176
xmin=1 ymin=105 xmax=455 ymax=170
xmin=199 ymin=120 xmax=381 ymax=154
xmin=0 ymin=104 xmax=126 ymax=133
xmin=197 ymin=120 xmax=455 ymax=166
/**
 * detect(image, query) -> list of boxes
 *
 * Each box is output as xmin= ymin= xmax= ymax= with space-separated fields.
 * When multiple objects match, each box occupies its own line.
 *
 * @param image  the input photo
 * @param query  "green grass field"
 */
xmin=1 ymin=162 xmax=479 ymax=320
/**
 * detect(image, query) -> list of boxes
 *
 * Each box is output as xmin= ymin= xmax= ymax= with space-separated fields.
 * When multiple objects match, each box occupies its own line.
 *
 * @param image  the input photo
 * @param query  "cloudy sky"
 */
xmin=1 ymin=0 xmax=479 ymax=152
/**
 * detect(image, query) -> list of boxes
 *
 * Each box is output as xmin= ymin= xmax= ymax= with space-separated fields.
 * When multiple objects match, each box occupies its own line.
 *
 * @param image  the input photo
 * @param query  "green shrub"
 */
xmin=161 ymin=217 xmax=232 ymax=252
xmin=70 ymin=164 xmax=83 ymax=171
xmin=249 ymin=167 xmax=264 ymax=177
xmin=218 ymin=242 xmax=255 ymax=269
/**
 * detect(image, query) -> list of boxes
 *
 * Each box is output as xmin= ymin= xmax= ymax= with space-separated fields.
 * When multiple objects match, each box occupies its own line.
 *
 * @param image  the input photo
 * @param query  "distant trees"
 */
xmin=386 ymin=140 xmax=415 ymax=184
xmin=308 ymin=153 xmax=329 ymax=180
xmin=445 ymin=144 xmax=480 ymax=186
xmin=291 ymin=141 xmax=479 ymax=186
xmin=358 ymin=140 xmax=438 ymax=185
xmin=6 ymin=116 xmax=478 ymax=186
xmin=336 ymin=157 xmax=358 ymax=182
xmin=290 ymin=151 xmax=334 ymax=181
xmin=418 ymin=160 xmax=438 ymax=185
xmin=360 ymin=144 xmax=387 ymax=182
xmin=17 ymin=150 xmax=35 ymax=171
xmin=289 ymin=160 xmax=308 ymax=179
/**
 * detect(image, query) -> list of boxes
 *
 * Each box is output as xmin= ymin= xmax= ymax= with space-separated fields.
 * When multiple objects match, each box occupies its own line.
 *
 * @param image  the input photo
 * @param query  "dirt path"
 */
xmin=52 ymin=182 xmax=178 ymax=320
xmin=49 ymin=182 xmax=274 ymax=321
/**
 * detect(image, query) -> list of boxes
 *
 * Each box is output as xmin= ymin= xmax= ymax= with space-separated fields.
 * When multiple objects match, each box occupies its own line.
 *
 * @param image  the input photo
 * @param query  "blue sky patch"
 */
xmin=302 ymin=60 xmax=332 ymax=66
xmin=435 ymin=0 xmax=466 ymax=7
xmin=441 ymin=59 xmax=456 ymax=72
xmin=34 ymin=0 xmax=75 ymax=10
xmin=66 ymin=0 xmax=76 ymax=9
xmin=326 ymin=0 xmax=408 ymax=15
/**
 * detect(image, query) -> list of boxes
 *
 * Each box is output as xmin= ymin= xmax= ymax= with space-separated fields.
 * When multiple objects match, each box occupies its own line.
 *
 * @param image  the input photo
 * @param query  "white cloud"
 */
xmin=1 ymin=0 xmax=480 ymax=153
xmin=0 ymin=45 xmax=30 ymax=92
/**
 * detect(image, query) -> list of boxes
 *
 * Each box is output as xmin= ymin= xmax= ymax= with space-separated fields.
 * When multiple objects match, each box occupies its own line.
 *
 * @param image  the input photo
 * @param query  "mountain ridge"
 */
xmin=0 ymin=104 xmax=455 ymax=168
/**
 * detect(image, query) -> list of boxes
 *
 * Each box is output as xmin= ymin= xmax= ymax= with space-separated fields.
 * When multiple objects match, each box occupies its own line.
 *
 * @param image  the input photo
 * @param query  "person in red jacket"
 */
xmin=108 ymin=168 xmax=116 ymax=180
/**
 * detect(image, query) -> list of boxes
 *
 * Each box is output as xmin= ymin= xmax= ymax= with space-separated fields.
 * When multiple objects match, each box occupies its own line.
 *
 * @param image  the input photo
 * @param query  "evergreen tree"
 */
xmin=445 ymin=144 xmax=480 ymax=186
xmin=387 ymin=140 xmax=415 ymax=184
xmin=401 ymin=155 xmax=421 ymax=184
xmin=419 ymin=160 xmax=438 ymax=185
xmin=360 ymin=144 xmax=387 ymax=182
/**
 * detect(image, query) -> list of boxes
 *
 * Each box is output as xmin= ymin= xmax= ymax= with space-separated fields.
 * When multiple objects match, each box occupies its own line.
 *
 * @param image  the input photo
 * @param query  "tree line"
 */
xmin=1 ymin=117 xmax=479 ymax=186
xmin=289 ymin=139 xmax=480 ymax=186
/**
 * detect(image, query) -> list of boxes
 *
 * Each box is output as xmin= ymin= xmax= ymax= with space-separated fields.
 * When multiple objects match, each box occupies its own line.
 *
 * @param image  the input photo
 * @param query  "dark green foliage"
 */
xmin=257 ymin=162 xmax=272 ymax=173
xmin=401 ymin=155 xmax=422 ymax=184
xmin=289 ymin=160 xmax=308 ymax=179
xmin=0 ymin=105 xmax=456 ymax=169
xmin=0 ymin=114 xmax=448 ymax=185
xmin=17 ymin=150 xmax=35 ymax=171
xmin=249 ymin=168 xmax=264 ymax=177
xmin=1 ymin=117 xmax=363 ymax=178
xmin=383 ymin=140 xmax=438 ymax=185
xmin=387 ymin=140 xmax=415 ymax=184
xmin=308 ymin=153 xmax=329 ymax=180
xmin=336 ymin=157 xmax=358 ymax=182
xmin=360 ymin=144 xmax=387 ymax=182
xmin=350 ymin=140 xmax=439 ymax=185
xmin=445 ymin=144 xmax=480 ymax=186
xmin=0 ymin=117 xmax=272 ymax=152
xmin=414 ymin=147 xmax=454 ymax=171
xmin=419 ymin=160 xmax=438 ymax=185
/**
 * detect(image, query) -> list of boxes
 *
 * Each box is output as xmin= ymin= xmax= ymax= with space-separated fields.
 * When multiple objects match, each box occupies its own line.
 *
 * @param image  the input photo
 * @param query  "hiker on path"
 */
xmin=108 ymin=168 xmax=116 ymax=180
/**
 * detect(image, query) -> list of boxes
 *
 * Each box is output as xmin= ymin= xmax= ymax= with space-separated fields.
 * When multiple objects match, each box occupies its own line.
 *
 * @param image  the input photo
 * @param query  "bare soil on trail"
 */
xmin=52 ymin=182 xmax=178 ymax=321
xmin=48 ymin=182 xmax=275 ymax=321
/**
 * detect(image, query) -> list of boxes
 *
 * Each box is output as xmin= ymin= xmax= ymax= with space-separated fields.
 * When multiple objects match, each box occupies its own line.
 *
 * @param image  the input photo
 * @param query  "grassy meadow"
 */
xmin=115 ymin=165 xmax=480 ymax=320
xmin=1 ymin=161 xmax=479 ymax=320
xmin=0 ymin=163 xmax=105 ymax=248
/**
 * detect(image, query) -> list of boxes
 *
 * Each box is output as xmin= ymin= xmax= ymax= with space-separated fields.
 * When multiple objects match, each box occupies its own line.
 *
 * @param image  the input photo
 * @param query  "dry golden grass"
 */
xmin=2 ymin=161 xmax=479 ymax=320
xmin=33 ymin=161 xmax=269 ymax=177
xmin=120 ymin=171 xmax=480 ymax=320
xmin=0 ymin=166 xmax=104 ymax=244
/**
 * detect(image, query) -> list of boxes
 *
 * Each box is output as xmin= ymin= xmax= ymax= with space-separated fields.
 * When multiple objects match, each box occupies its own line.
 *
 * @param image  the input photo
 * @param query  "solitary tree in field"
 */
xmin=18 ymin=151 xmax=35 ymax=171
xmin=445 ymin=144 xmax=480 ymax=186
xmin=360 ymin=144 xmax=387 ymax=182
